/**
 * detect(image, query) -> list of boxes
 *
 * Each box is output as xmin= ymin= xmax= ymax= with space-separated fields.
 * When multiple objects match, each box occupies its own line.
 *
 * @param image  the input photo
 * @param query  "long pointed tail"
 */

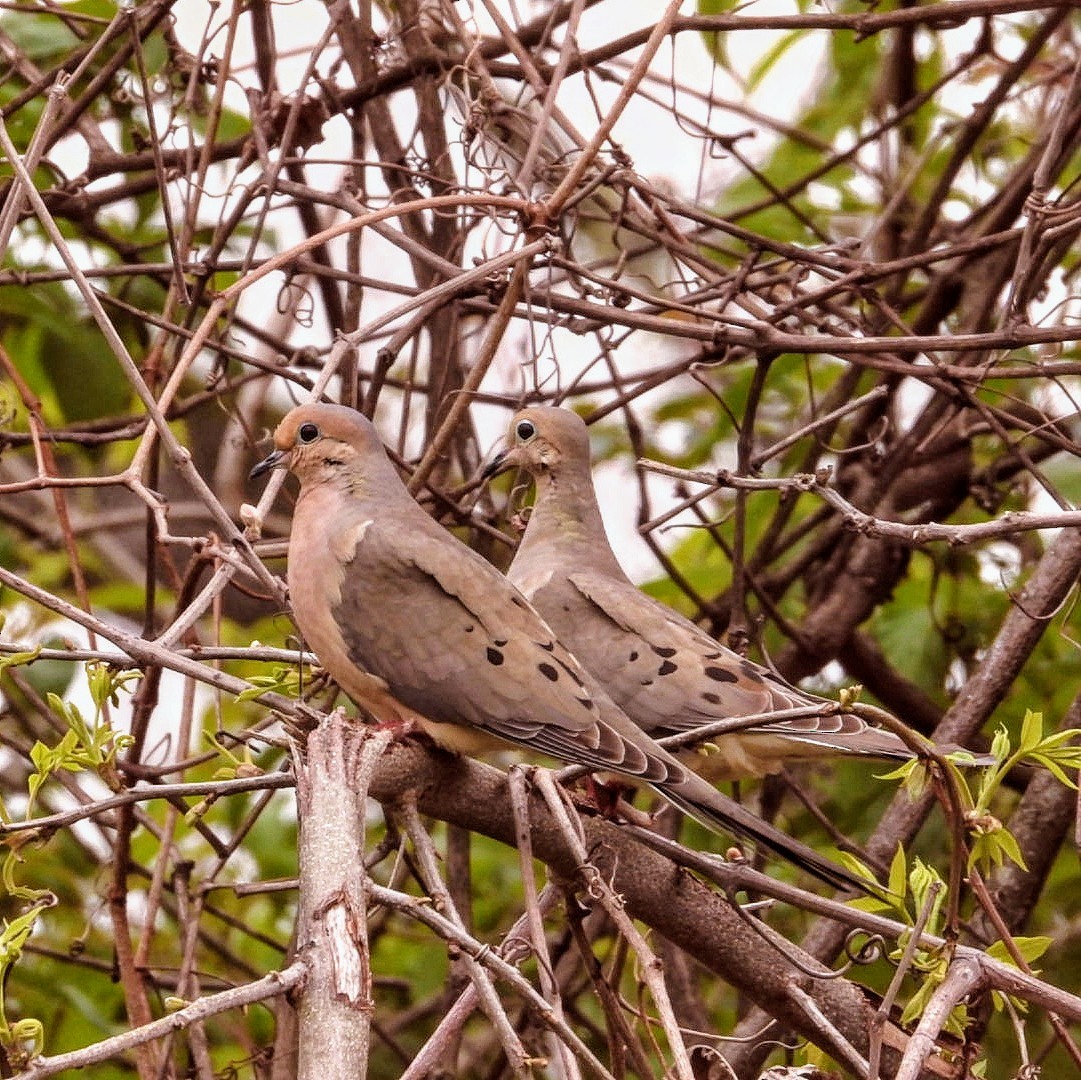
xmin=654 ymin=774 xmax=876 ymax=893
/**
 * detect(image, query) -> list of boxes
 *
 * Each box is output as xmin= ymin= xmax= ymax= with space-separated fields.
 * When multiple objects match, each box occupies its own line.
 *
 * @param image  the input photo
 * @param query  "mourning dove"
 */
xmin=250 ymin=402 xmax=871 ymax=891
xmin=484 ymin=406 xmax=928 ymax=780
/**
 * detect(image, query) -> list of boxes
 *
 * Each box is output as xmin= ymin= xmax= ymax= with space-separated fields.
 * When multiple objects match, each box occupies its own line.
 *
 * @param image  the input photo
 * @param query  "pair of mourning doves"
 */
xmin=484 ymin=406 xmax=922 ymax=780
xmin=250 ymin=403 xmax=871 ymax=891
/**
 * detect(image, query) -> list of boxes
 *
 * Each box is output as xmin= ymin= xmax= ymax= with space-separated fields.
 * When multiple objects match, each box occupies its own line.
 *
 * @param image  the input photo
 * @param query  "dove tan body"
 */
xmin=489 ymin=406 xmax=918 ymax=780
xmin=284 ymin=481 xmax=498 ymax=754
xmin=251 ymin=403 xmax=872 ymax=891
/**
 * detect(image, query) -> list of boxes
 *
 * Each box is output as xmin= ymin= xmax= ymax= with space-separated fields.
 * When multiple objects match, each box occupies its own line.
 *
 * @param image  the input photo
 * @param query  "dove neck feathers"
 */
xmin=516 ymin=456 xmax=626 ymax=578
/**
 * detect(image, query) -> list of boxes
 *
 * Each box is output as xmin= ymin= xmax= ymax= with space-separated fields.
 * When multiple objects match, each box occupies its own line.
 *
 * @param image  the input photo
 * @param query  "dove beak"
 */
xmin=481 ymin=446 xmax=520 ymax=481
xmin=249 ymin=447 xmax=288 ymax=480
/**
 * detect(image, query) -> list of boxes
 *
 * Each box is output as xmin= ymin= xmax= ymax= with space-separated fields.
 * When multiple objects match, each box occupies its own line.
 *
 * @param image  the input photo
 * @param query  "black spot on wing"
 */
xmin=652 ymin=645 xmax=677 ymax=658
xmin=487 ymin=647 xmax=504 ymax=665
xmin=628 ymin=650 xmax=639 ymax=661
xmin=658 ymin=660 xmax=678 ymax=676
xmin=705 ymin=665 xmax=738 ymax=683
xmin=539 ymin=662 xmax=559 ymax=681
xmin=702 ymin=691 xmax=721 ymax=705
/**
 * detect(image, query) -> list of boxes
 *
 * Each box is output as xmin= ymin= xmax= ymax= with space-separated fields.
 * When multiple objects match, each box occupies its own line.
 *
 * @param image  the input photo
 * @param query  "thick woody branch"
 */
xmin=291 ymin=711 xmax=392 ymax=1079
xmin=367 ymin=739 xmax=922 ymax=1079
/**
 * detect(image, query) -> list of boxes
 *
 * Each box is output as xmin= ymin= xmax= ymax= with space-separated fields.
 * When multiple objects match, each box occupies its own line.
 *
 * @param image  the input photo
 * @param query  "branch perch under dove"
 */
xmin=251 ymin=403 xmax=873 ymax=892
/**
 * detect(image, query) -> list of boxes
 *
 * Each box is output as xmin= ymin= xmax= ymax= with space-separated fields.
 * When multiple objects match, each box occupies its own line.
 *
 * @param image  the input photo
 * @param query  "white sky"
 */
xmin=161 ymin=1 xmax=842 ymax=576
xmin=62 ymin=2 xmax=1032 ymax=578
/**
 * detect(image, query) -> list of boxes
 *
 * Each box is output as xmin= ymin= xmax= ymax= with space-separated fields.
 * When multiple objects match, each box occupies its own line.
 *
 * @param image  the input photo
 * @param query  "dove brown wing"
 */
xmin=542 ymin=571 xmax=908 ymax=760
xmin=331 ymin=518 xmax=685 ymax=782
xmin=551 ymin=569 xmax=807 ymax=730
xmin=338 ymin=527 xmax=870 ymax=888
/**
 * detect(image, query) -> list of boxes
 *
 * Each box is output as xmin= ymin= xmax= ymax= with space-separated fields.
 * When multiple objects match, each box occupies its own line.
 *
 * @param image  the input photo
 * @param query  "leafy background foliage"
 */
xmin=0 ymin=0 xmax=1080 ymax=1076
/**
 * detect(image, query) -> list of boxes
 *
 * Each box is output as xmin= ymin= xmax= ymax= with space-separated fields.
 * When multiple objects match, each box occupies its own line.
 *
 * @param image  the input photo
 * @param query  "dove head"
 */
xmin=485 ymin=406 xmax=594 ymax=483
xmin=250 ymin=403 xmax=397 ymax=492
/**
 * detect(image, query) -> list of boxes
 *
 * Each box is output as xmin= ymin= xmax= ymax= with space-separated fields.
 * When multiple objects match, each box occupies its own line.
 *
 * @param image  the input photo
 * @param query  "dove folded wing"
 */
xmin=330 ymin=525 xmax=871 ymax=890
xmin=331 ymin=518 xmax=679 ymax=782
xmin=564 ymin=570 xmax=802 ymax=727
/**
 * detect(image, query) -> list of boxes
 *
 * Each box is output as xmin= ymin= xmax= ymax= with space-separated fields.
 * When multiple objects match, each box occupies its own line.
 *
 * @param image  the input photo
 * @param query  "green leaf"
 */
xmin=86 ymin=662 xmax=140 ymax=710
xmin=0 ymin=6 xmax=79 ymax=62
xmin=234 ymin=670 xmax=302 ymax=702
xmin=1019 ymin=709 xmax=1043 ymax=754
xmin=989 ymin=725 xmax=1011 ymax=761
xmin=970 ymin=827 xmax=1027 ymax=873
xmin=48 ymin=693 xmax=92 ymax=749
xmin=1028 ymin=752 xmax=1080 ymax=789
xmin=899 ymin=760 xmax=931 ymax=800
xmin=888 ymin=843 xmax=908 ymax=901
xmin=695 ymin=0 xmax=737 ymax=67
xmin=747 ymin=30 xmax=806 ymax=94
xmin=213 ymin=105 xmax=253 ymax=144
xmin=899 ymin=975 xmax=938 ymax=1028
xmin=6 ymin=1017 xmax=45 ymax=1060
xmin=876 ymin=759 xmax=919 ymax=782
xmin=1036 ymin=728 xmax=1081 ymax=750
xmin=0 ymin=647 xmax=41 ymax=673
xmin=908 ymin=859 xmax=946 ymax=937
xmin=986 ymin=936 xmax=1051 ymax=968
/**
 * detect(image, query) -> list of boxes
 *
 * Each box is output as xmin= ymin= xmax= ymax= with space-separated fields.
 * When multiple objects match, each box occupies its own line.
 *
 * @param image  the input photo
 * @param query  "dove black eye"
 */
xmin=516 ymin=420 xmax=535 ymax=441
xmin=298 ymin=422 xmax=320 ymax=444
